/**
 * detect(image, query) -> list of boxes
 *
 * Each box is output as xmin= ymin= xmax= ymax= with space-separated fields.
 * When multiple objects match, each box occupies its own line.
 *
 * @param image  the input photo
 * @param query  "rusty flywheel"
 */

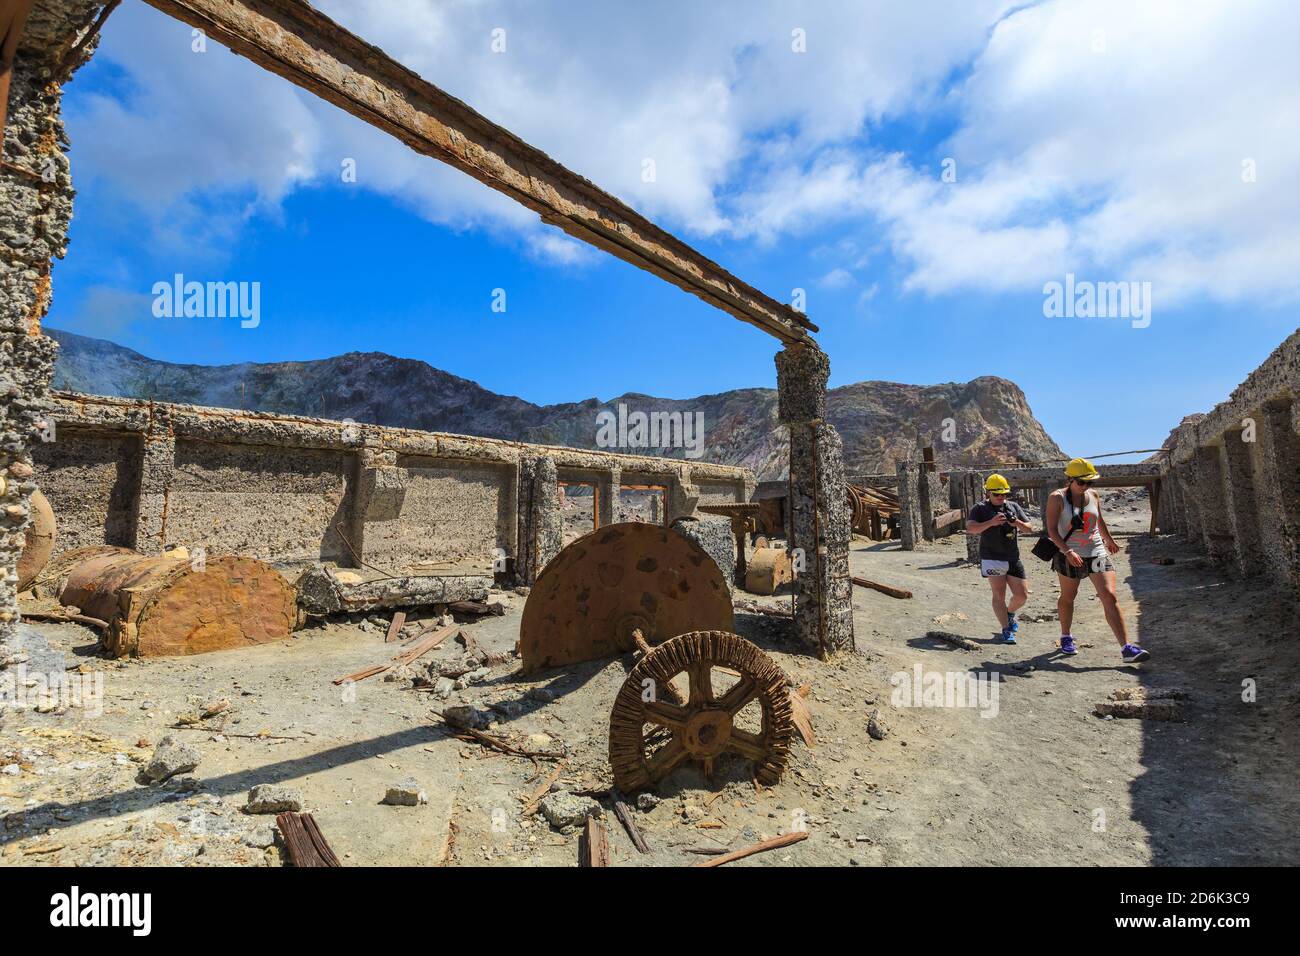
xmin=609 ymin=630 xmax=794 ymax=791
xmin=519 ymin=523 xmax=734 ymax=672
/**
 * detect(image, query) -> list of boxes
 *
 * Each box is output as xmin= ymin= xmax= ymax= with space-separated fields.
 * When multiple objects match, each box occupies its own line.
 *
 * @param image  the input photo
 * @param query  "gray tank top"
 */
xmin=1053 ymin=488 xmax=1106 ymax=557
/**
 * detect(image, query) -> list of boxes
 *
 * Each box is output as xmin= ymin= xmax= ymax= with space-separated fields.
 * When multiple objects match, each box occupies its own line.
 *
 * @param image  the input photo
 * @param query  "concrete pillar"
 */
xmin=134 ymin=405 xmax=176 ymax=554
xmin=960 ymin=474 xmax=982 ymax=563
xmin=1250 ymin=399 xmax=1300 ymax=592
xmin=776 ymin=344 xmax=854 ymax=655
xmin=1218 ymin=428 xmax=1264 ymax=577
xmin=665 ymin=466 xmax=699 ymax=524
xmin=1191 ymin=445 xmax=1236 ymax=565
xmin=597 ymin=466 xmax=619 ymax=527
xmin=1173 ymin=466 xmax=1203 ymax=545
xmin=517 ymin=454 xmax=562 ymax=584
xmin=919 ymin=448 xmax=941 ymax=541
xmin=896 ymin=461 xmax=923 ymax=551
xmin=1 ymin=3 xmax=100 ymax=648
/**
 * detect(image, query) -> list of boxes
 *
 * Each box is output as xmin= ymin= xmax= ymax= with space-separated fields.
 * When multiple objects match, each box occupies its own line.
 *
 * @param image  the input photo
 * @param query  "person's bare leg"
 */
xmin=1090 ymin=570 xmax=1129 ymax=646
xmin=989 ymin=576 xmax=1009 ymax=630
xmin=1057 ymin=574 xmax=1080 ymax=636
xmin=1006 ymin=576 xmax=1029 ymax=615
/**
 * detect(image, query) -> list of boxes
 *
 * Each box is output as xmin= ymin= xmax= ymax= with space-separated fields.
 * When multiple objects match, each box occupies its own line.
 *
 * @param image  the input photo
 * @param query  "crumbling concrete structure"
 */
xmin=2 ymin=0 xmax=856 ymax=668
xmin=1157 ymin=329 xmax=1299 ymax=592
xmin=776 ymin=344 xmax=854 ymax=654
xmin=28 ymin=392 xmax=750 ymax=584
xmin=0 ymin=0 xmax=101 ymax=651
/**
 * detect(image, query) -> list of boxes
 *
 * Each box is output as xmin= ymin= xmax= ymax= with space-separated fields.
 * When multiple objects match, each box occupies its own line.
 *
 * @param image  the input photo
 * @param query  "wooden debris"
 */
xmin=926 ymin=630 xmax=980 ymax=651
xmin=684 ymin=846 xmax=729 ymax=856
xmin=579 ymin=816 xmax=610 ymax=867
xmin=933 ymin=508 xmax=964 ymax=531
xmin=333 ymin=624 xmax=459 ymax=685
xmin=448 ymin=599 xmax=506 ymax=617
xmin=521 ymin=760 xmax=568 ymax=816
xmin=435 ymin=711 xmax=565 ymax=761
xmin=851 ymin=576 xmax=912 ymax=600
xmin=610 ymin=789 xmax=649 ymax=853
xmin=789 ymin=689 xmax=816 ymax=747
xmin=384 ymin=610 xmax=407 ymax=643
xmin=691 ymin=830 xmax=808 ymax=867
xmin=276 ymin=812 xmax=342 ymax=867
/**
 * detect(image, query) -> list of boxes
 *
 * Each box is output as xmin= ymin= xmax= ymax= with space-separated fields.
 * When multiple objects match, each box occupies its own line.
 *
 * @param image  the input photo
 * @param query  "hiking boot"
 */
xmin=1000 ymin=627 xmax=1017 ymax=645
xmin=1058 ymin=635 xmax=1078 ymax=656
xmin=1121 ymin=644 xmax=1150 ymax=664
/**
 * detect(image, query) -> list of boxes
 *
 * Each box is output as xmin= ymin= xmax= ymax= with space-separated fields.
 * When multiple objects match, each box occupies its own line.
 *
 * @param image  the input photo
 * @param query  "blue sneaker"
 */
xmin=1121 ymin=644 xmax=1150 ymax=664
xmin=1006 ymin=611 xmax=1019 ymax=633
xmin=1058 ymin=635 xmax=1078 ymax=656
xmin=1000 ymin=627 xmax=1017 ymax=645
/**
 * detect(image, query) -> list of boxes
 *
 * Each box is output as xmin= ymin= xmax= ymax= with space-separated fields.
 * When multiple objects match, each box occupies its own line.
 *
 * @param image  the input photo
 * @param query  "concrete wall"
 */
xmin=1159 ymin=330 xmax=1300 ymax=592
xmin=31 ymin=392 xmax=751 ymax=578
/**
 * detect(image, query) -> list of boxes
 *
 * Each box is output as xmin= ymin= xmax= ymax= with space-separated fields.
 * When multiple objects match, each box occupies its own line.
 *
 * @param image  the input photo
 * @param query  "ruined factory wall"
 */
xmin=30 ymin=426 xmax=140 ymax=551
xmin=30 ymin=394 xmax=750 ymax=581
xmin=377 ymin=455 xmax=515 ymax=569
xmin=1 ymin=0 xmax=104 ymax=646
xmin=167 ymin=439 xmax=351 ymax=566
xmin=1161 ymin=330 xmax=1300 ymax=593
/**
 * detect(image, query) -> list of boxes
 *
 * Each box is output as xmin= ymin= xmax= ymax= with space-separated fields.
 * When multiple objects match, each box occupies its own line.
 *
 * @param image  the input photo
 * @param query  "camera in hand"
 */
xmin=1001 ymin=506 xmax=1017 ymax=538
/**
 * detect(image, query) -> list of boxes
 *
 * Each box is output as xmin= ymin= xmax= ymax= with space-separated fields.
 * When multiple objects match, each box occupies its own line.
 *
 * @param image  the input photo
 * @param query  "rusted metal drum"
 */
xmin=519 ymin=522 xmax=734 ymax=672
xmin=744 ymin=546 xmax=792 ymax=595
xmin=16 ymin=489 xmax=55 ymax=591
xmin=59 ymin=548 xmax=296 ymax=657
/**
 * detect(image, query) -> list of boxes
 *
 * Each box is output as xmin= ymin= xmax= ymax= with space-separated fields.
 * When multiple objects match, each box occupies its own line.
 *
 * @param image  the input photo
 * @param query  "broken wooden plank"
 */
xmin=333 ymin=624 xmax=459 ymax=684
xmin=276 ymin=811 xmax=342 ymax=867
xmin=788 ymin=689 xmax=816 ymax=747
xmin=691 ymin=830 xmax=808 ymax=867
xmin=521 ymin=760 xmax=568 ymax=816
xmin=579 ymin=816 xmax=610 ymax=867
xmin=610 ymin=789 xmax=649 ymax=854
xmin=852 ymin=576 xmax=912 ymax=600
xmin=384 ymin=610 xmax=407 ymax=643
xmin=448 ymin=599 xmax=505 ymax=617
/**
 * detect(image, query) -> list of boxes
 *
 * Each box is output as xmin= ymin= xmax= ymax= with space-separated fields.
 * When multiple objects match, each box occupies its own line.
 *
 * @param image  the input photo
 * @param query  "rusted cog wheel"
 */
xmin=609 ymin=630 xmax=794 ymax=792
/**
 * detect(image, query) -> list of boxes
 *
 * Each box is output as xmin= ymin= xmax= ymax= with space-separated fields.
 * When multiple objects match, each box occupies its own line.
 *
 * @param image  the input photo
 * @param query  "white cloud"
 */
xmin=63 ymin=0 xmax=1300 ymax=308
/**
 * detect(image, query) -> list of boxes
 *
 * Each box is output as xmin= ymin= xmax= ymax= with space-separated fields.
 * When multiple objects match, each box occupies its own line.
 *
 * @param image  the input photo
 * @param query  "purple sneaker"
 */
xmin=1121 ymin=644 xmax=1150 ymax=664
xmin=1058 ymin=635 xmax=1078 ymax=656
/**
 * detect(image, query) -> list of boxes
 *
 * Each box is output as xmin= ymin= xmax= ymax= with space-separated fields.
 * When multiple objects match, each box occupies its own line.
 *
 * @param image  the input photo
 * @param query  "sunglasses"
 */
xmin=1072 ymin=479 xmax=1095 ymax=486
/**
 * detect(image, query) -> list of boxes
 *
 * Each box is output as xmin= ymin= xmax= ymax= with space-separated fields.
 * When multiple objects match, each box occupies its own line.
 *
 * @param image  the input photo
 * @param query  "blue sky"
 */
xmin=48 ymin=0 xmax=1299 ymax=462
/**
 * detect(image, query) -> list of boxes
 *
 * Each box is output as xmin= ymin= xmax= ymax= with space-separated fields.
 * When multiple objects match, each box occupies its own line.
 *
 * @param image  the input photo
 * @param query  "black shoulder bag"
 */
xmin=1031 ymin=488 xmax=1084 ymax=562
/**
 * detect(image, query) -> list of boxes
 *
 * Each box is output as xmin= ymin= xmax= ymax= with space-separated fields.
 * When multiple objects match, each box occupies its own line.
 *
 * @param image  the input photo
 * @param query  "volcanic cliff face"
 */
xmin=48 ymin=328 xmax=1062 ymax=479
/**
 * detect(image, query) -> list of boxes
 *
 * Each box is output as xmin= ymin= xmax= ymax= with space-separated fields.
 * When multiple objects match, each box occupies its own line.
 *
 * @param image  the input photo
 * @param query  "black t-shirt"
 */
xmin=969 ymin=500 xmax=1029 ymax=561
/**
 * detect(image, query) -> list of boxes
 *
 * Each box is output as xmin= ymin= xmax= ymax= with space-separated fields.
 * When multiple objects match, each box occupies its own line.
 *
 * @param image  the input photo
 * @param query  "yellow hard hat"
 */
xmin=984 ymin=473 xmax=1011 ymax=494
xmin=1064 ymin=457 xmax=1100 ymax=481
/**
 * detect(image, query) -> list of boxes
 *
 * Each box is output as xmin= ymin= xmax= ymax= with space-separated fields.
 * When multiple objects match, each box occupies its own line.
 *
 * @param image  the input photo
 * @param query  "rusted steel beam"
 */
xmin=140 ymin=0 xmax=817 ymax=346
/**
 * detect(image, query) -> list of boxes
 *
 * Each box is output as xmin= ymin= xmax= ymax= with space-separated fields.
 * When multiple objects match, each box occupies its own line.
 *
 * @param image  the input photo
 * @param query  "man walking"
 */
xmin=1045 ymin=458 xmax=1150 ymax=663
xmin=965 ymin=474 xmax=1034 ymax=644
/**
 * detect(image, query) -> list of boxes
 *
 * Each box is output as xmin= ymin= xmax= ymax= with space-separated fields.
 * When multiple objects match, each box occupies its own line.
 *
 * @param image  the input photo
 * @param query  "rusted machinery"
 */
xmin=16 ymin=488 xmax=54 ymax=591
xmin=519 ymin=523 xmax=800 ymax=790
xmin=847 ymin=482 xmax=900 ymax=540
xmin=51 ymin=546 xmax=297 ymax=657
xmin=609 ymin=630 xmax=794 ymax=790
xmin=744 ymin=546 xmax=792 ymax=595
xmin=519 ymin=522 xmax=734 ymax=672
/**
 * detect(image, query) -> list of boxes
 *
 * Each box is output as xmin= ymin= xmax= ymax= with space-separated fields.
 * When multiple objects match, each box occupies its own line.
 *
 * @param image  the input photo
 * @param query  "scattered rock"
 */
xmin=867 ymin=709 xmax=890 ymax=741
xmin=1094 ymin=700 xmax=1183 ymax=721
xmin=538 ymin=791 xmax=601 ymax=832
xmin=931 ymin=612 xmax=969 ymax=627
xmin=1 ymin=764 xmax=19 ymax=776
xmin=526 ymin=687 xmax=555 ymax=703
xmin=443 ymin=705 xmax=492 ymax=730
xmin=432 ymin=677 xmax=456 ymax=699
xmin=245 ymin=784 xmax=303 ymax=814
xmin=140 ymin=736 xmax=200 ymax=783
xmin=242 ymin=827 xmax=276 ymax=849
xmin=927 ymin=630 xmax=979 ymax=651
xmin=382 ymin=778 xmax=427 ymax=806
xmin=1108 ymin=686 xmax=1189 ymax=702
xmin=635 ymin=792 xmax=660 ymax=812
xmin=514 ymin=586 xmax=531 ymax=597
